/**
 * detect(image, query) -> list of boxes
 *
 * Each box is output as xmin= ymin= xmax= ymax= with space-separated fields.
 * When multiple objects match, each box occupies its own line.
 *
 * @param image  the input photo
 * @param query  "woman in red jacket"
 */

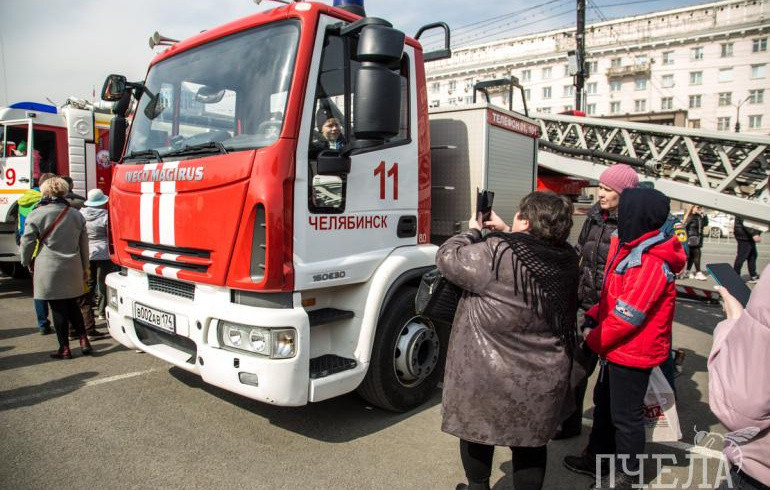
xmin=565 ymin=188 xmax=686 ymax=490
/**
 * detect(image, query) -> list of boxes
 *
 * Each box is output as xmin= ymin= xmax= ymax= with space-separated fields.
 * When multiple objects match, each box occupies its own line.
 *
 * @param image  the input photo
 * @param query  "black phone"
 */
xmin=476 ymin=188 xmax=495 ymax=223
xmin=706 ymin=263 xmax=752 ymax=307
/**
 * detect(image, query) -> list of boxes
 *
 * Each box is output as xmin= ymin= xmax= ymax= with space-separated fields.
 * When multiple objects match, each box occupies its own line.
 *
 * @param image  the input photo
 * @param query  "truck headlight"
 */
xmin=219 ymin=321 xmax=296 ymax=359
xmin=107 ymin=286 xmax=118 ymax=309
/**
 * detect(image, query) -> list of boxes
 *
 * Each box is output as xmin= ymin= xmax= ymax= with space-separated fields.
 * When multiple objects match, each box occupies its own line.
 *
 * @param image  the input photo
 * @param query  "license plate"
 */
xmin=134 ymin=302 xmax=176 ymax=333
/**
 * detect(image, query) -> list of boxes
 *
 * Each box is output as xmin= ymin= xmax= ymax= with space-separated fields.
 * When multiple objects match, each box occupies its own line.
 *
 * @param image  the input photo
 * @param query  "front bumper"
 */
xmin=105 ymin=269 xmax=310 ymax=406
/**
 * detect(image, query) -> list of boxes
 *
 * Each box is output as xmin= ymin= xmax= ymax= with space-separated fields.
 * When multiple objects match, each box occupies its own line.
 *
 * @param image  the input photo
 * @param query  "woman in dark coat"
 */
xmin=683 ymin=205 xmax=708 ymax=280
xmin=437 ymin=191 xmax=580 ymax=490
xmin=20 ymin=176 xmax=92 ymax=359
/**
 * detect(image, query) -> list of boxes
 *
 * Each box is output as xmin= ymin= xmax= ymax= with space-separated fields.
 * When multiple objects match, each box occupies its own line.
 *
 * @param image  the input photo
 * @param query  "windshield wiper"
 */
xmin=123 ymin=149 xmax=163 ymax=162
xmin=164 ymin=141 xmax=228 ymax=158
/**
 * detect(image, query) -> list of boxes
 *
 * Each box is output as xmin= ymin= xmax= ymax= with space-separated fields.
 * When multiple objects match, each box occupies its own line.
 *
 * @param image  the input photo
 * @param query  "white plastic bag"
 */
xmin=643 ymin=366 xmax=682 ymax=442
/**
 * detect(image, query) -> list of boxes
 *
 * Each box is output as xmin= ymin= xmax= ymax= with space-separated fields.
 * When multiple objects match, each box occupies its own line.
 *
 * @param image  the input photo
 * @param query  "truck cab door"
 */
xmin=292 ymin=15 xmax=420 ymax=290
xmin=0 ymin=119 xmax=33 ymax=222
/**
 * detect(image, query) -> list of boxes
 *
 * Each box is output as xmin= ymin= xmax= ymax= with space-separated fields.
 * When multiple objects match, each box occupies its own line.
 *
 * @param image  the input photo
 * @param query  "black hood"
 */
xmin=618 ymin=187 xmax=670 ymax=244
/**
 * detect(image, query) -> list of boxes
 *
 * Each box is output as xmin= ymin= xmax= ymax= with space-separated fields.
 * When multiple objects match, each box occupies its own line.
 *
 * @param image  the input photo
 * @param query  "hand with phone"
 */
xmin=714 ymin=285 xmax=744 ymax=320
xmin=483 ymin=211 xmax=510 ymax=233
xmin=706 ymin=263 xmax=752 ymax=307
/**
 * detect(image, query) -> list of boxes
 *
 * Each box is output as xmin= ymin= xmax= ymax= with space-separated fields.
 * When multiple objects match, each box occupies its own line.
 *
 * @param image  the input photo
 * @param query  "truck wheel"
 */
xmin=357 ymin=286 xmax=448 ymax=412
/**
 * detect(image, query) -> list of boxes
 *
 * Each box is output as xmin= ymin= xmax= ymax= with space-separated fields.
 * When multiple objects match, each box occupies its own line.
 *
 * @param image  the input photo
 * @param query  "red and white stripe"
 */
xmin=676 ymin=284 xmax=720 ymax=302
xmin=138 ymin=161 xmax=182 ymax=279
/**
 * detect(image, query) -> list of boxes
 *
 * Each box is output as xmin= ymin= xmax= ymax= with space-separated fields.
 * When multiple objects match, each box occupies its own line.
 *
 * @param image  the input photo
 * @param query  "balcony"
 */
xmin=606 ymin=63 xmax=652 ymax=78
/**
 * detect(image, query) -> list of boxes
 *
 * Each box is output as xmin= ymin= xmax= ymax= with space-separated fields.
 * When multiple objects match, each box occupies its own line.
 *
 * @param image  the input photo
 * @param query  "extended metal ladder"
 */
xmin=536 ymin=114 xmax=770 ymax=225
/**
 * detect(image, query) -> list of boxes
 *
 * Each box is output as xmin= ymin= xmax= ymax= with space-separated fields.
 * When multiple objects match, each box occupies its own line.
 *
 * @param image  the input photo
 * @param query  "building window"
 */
xmin=662 ymin=51 xmax=674 ymax=65
xmin=610 ymin=80 xmax=622 ymax=92
xmin=524 ymin=89 xmax=531 ymax=100
xmin=661 ymin=97 xmax=673 ymax=110
xmin=690 ymin=47 xmax=704 ymax=60
xmin=464 ymin=96 xmax=473 ymax=104
xmin=586 ymin=103 xmax=597 ymax=115
xmin=588 ymin=61 xmax=599 ymax=76
xmin=542 ymin=87 xmax=552 ymax=99
xmin=563 ymin=85 xmax=574 ymax=97
xmin=448 ymin=80 xmax=457 ymax=91
xmin=610 ymin=101 xmax=621 ymax=114
xmin=521 ymin=70 xmax=531 ymax=82
xmin=689 ymin=94 xmax=702 ymax=108
xmin=611 ymin=57 xmax=622 ymax=68
xmin=718 ymin=68 xmax=733 ymax=82
xmin=635 ymin=78 xmax=647 ymax=90
xmin=563 ymin=105 xmax=573 ymax=112
xmin=751 ymin=64 xmax=766 ymax=79
xmin=720 ymin=43 xmax=734 ymax=57
xmin=688 ymin=119 xmax=701 ymax=129
xmin=661 ymin=74 xmax=674 ymax=88
xmin=429 ymin=100 xmax=440 ymax=108
xmin=717 ymin=117 xmax=731 ymax=131
xmin=634 ymin=99 xmax=646 ymax=112
xmin=542 ymin=67 xmax=552 ymax=79
xmin=749 ymin=89 xmax=764 ymax=104
xmin=635 ymin=54 xmax=648 ymax=65
xmin=564 ymin=64 xmax=571 ymax=77
xmin=539 ymin=107 xmax=552 ymax=114
xmin=430 ymin=82 xmax=440 ymax=93
xmin=587 ymin=82 xmax=597 ymax=95
xmin=748 ymin=115 xmax=763 ymax=129
xmin=753 ymin=37 xmax=768 ymax=53
xmin=718 ymin=92 xmax=733 ymax=106
xmin=689 ymin=71 xmax=703 ymax=85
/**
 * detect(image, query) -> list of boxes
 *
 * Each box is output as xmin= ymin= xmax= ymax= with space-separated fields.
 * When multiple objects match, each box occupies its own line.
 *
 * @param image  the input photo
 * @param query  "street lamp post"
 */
xmin=734 ymin=95 xmax=751 ymax=133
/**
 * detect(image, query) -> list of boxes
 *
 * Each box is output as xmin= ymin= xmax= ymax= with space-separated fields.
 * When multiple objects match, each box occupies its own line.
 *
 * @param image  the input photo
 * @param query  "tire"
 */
xmin=709 ymin=227 xmax=722 ymax=238
xmin=357 ymin=286 xmax=450 ymax=412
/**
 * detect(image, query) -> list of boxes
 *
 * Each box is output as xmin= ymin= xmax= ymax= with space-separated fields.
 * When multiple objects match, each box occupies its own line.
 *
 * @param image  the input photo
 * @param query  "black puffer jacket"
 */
xmin=576 ymin=203 xmax=617 ymax=310
xmin=685 ymin=213 xmax=708 ymax=248
xmin=734 ymin=217 xmax=761 ymax=242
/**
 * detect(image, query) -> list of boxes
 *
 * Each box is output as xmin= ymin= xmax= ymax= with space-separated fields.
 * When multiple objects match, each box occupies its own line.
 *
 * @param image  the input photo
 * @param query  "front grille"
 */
xmin=126 ymin=241 xmax=212 ymax=273
xmin=134 ymin=321 xmax=197 ymax=364
xmin=148 ymin=275 xmax=195 ymax=300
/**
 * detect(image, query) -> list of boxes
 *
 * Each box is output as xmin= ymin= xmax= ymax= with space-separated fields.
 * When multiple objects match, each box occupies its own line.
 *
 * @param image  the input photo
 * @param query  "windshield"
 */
xmin=125 ymin=20 xmax=300 ymax=160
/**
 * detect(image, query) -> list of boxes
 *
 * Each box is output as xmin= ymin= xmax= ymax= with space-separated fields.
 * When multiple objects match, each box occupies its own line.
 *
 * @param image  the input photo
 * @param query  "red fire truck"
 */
xmin=101 ymin=0 xmax=540 ymax=411
xmin=0 ymin=100 xmax=113 ymax=277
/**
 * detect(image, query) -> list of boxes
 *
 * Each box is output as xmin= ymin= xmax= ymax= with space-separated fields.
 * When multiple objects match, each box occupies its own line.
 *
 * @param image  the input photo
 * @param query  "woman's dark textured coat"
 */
xmin=436 ymin=230 xmax=577 ymax=447
xmin=576 ymin=203 xmax=617 ymax=310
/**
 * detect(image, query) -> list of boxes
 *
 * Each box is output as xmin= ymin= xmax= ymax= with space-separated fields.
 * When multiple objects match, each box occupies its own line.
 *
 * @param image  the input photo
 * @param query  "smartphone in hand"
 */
xmin=476 ymin=188 xmax=495 ymax=223
xmin=706 ymin=263 xmax=752 ymax=307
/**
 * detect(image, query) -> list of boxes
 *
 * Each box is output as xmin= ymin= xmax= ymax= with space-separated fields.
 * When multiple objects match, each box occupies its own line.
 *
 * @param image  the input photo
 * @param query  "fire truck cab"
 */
xmin=103 ymin=0 xmax=539 ymax=411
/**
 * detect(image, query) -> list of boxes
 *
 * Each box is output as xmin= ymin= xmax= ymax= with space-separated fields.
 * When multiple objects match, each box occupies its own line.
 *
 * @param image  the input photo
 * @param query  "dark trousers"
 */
xmin=34 ymin=299 xmax=50 ymax=331
xmin=734 ymin=240 xmax=758 ymax=277
xmin=49 ymin=298 xmax=85 ymax=348
xmin=686 ymin=246 xmax=702 ymax=272
xmin=587 ymin=361 xmax=651 ymax=474
xmin=460 ymin=439 xmax=547 ymax=490
xmin=716 ymin=465 xmax=770 ymax=490
xmin=89 ymin=260 xmax=113 ymax=317
xmin=76 ymin=294 xmax=95 ymax=333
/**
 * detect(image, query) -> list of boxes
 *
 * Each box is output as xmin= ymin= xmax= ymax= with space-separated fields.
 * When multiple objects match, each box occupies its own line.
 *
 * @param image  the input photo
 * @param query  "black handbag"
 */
xmin=415 ymin=267 xmax=461 ymax=324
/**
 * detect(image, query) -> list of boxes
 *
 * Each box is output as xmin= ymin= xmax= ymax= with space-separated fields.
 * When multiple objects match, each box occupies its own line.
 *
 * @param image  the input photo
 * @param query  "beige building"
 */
xmin=426 ymin=0 xmax=770 ymax=134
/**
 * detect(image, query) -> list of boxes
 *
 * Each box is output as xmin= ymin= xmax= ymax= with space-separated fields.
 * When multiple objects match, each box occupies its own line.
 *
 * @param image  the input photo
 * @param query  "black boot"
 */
xmin=455 ymin=481 xmax=491 ymax=490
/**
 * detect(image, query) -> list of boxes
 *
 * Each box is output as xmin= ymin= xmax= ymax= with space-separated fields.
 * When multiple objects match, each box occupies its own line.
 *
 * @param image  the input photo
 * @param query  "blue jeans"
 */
xmin=34 ymin=299 xmax=50 ymax=331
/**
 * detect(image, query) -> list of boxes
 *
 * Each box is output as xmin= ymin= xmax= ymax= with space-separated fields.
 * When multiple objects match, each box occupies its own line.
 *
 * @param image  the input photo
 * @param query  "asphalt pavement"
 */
xmin=0 ymin=237 xmax=766 ymax=490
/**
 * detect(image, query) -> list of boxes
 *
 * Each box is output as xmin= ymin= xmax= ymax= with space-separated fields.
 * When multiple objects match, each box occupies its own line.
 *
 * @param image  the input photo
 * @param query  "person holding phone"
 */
xmin=438 ymin=191 xmax=579 ymax=490
xmin=709 ymin=265 xmax=770 ymax=490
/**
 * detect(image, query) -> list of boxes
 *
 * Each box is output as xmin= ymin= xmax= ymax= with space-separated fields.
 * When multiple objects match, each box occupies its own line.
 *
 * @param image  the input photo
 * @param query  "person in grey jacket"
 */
xmin=438 ymin=191 xmax=579 ymax=490
xmin=20 ymin=176 xmax=92 ymax=359
xmin=81 ymin=188 xmax=112 ymax=324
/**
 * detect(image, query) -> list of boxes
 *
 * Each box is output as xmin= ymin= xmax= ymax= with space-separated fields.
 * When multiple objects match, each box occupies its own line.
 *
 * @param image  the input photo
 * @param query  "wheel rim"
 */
xmin=392 ymin=317 xmax=440 ymax=388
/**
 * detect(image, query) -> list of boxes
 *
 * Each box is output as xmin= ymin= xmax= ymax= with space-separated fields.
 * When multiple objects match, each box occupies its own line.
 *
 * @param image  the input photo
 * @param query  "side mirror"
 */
xmin=109 ymin=116 xmax=128 ymax=162
xmin=316 ymin=149 xmax=351 ymax=175
xmin=354 ymin=64 xmax=401 ymax=140
xmin=101 ymin=74 xmax=128 ymax=102
xmin=143 ymin=93 xmax=165 ymax=120
xmin=195 ymin=86 xmax=226 ymax=104
xmin=356 ymin=25 xmax=405 ymax=64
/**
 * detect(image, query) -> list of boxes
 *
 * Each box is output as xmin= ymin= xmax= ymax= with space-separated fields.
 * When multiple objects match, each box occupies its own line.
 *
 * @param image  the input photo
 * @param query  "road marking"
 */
xmin=582 ymin=418 xmax=725 ymax=460
xmin=0 ymin=369 xmax=158 ymax=408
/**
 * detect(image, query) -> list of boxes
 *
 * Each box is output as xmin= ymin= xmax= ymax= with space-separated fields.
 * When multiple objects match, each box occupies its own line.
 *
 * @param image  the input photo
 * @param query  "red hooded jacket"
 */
xmin=585 ymin=229 xmax=686 ymax=368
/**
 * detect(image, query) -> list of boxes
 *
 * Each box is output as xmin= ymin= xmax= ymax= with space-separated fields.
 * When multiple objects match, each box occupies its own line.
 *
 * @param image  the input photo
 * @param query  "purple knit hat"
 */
xmin=599 ymin=164 xmax=639 ymax=193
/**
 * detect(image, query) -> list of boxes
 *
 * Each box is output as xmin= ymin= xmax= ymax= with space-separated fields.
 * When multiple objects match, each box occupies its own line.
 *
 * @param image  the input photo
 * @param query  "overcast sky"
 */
xmin=0 ymin=0 xmax=708 ymax=106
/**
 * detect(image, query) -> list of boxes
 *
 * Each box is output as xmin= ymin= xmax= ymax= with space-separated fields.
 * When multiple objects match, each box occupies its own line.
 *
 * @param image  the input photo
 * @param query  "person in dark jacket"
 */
xmin=683 ymin=205 xmax=708 ymax=280
xmin=564 ymin=188 xmax=686 ymax=490
xmin=558 ymin=164 xmax=639 ymax=440
xmin=733 ymin=217 xmax=762 ymax=282
xmin=439 ymin=191 xmax=580 ymax=490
